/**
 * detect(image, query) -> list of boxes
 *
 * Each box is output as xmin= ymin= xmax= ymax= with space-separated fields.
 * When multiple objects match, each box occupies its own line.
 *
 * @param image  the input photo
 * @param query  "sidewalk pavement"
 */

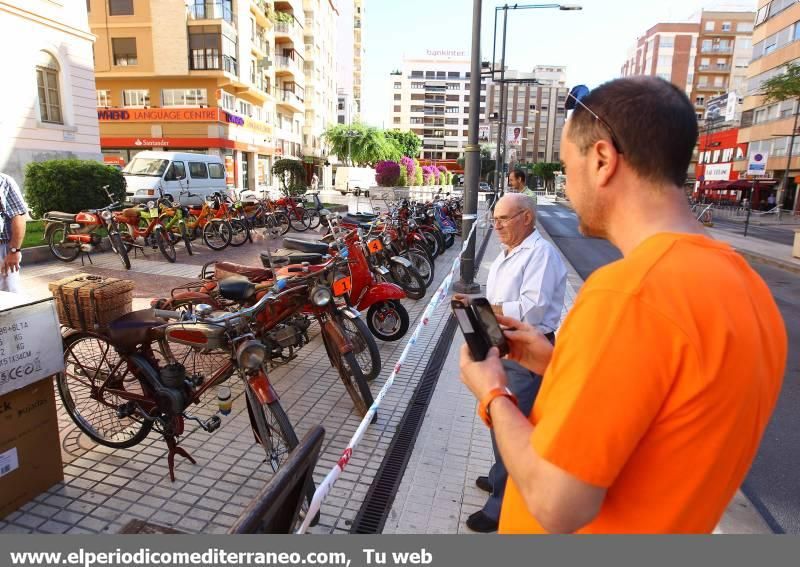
xmin=706 ymin=227 xmax=800 ymax=275
xmin=384 ymin=198 xmax=773 ymax=534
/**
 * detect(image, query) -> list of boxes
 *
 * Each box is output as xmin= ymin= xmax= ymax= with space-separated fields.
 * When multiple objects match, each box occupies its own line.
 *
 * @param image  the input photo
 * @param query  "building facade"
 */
xmin=0 ymin=0 xmax=101 ymax=186
xmin=620 ymin=22 xmax=700 ymax=100
xmin=388 ymin=51 xmax=486 ymax=166
xmin=735 ymin=0 xmax=800 ymax=212
xmin=482 ymin=66 xmax=568 ymax=172
xmin=353 ymin=0 xmax=364 ymax=116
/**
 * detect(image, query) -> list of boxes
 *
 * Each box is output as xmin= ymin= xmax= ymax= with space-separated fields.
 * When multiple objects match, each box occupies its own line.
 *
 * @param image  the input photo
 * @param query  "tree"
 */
xmin=322 ymin=123 xmax=399 ymax=167
xmin=25 ymin=160 xmax=125 ymax=217
xmin=386 ymin=130 xmax=422 ymax=159
xmin=272 ymin=158 xmax=307 ymax=196
xmin=531 ymin=162 xmax=562 ymax=193
xmin=760 ymin=62 xmax=800 ymax=206
xmin=457 ymin=144 xmax=496 ymax=183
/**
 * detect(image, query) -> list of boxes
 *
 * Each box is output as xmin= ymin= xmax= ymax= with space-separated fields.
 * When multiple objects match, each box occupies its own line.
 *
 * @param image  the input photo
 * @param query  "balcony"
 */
xmin=701 ymin=45 xmax=733 ymax=54
xmin=251 ymin=0 xmax=271 ymax=27
xmin=275 ymin=17 xmax=304 ymax=45
xmin=424 ymin=110 xmax=444 ymax=116
xmin=275 ymin=55 xmax=302 ymax=79
xmin=698 ymin=64 xmax=731 ymax=72
xmin=188 ymin=1 xmax=233 ymax=23
xmin=278 ymin=89 xmax=304 ymax=112
xmin=251 ymin=35 xmax=269 ymax=56
xmin=695 ymin=83 xmax=728 ymax=92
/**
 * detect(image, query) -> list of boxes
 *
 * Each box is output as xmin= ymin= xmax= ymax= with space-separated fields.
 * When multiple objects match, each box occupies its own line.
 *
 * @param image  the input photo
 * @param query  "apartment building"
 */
xmin=736 ymin=0 xmax=800 ymax=212
xmin=482 ymin=65 xmax=569 ymax=169
xmin=388 ymin=51 xmax=486 ymax=166
xmin=620 ymin=22 xmax=700 ymax=99
xmin=1 ymin=0 xmax=101 ymax=185
xmin=353 ymin=0 xmax=364 ymax=115
xmin=692 ymin=10 xmax=754 ymax=119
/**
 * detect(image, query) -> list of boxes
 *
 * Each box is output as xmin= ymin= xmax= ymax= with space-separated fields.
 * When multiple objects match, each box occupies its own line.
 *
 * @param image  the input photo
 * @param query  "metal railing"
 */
xmin=188 ymin=1 xmax=233 ymax=22
xmin=280 ymin=90 xmax=304 ymax=107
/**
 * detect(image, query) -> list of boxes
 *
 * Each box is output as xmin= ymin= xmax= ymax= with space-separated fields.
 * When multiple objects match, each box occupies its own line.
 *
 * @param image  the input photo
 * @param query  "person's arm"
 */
xmin=2 ymin=176 xmax=27 ymax=275
xmin=499 ymin=246 xmax=565 ymax=328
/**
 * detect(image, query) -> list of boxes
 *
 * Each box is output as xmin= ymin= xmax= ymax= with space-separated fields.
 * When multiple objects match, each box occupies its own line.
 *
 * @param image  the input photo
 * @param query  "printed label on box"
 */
xmin=0 ymin=447 xmax=19 ymax=478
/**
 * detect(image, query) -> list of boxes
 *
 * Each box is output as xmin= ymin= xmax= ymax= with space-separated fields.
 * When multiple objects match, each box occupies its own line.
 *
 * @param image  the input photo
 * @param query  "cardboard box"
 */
xmin=0 ymin=378 xmax=64 ymax=520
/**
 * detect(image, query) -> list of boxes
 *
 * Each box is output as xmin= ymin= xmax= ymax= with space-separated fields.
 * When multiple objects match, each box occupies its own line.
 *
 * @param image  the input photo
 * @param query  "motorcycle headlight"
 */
xmin=311 ymin=286 xmax=333 ymax=307
xmin=100 ymin=210 xmax=112 ymax=220
xmin=409 ymin=220 xmax=417 ymax=229
xmin=147 ymin=200 xmax=155 ymax=209
xmin=236 ymin=340 xmax=268 ymax=370
xmin=172 ymin=201 xmax=180 ymax=208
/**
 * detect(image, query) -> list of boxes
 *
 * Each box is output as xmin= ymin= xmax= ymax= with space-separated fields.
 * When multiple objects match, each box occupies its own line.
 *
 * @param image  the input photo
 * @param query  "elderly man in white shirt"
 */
xmin=464 ymin=193 xmax=567 ymax=532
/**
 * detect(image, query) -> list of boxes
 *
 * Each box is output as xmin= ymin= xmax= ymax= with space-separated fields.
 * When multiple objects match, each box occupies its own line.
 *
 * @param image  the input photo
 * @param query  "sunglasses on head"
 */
xmin=565 ymin=85 xmax=624 ymax=154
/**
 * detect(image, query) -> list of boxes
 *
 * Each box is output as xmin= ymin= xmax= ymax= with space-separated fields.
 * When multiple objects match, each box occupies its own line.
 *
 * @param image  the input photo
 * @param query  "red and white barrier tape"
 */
xmin=296 ymin=218 xmax=484 ymax=534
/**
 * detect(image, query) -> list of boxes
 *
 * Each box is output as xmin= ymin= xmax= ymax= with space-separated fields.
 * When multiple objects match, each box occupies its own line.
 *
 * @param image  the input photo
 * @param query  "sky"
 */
xmin=360 ymin=0 xmax=758 ymax=127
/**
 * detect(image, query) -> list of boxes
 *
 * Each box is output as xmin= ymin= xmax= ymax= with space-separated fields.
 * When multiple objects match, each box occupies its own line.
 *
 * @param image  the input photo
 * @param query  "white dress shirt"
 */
xmin=486 ymin=230 xmax=567 ymax=334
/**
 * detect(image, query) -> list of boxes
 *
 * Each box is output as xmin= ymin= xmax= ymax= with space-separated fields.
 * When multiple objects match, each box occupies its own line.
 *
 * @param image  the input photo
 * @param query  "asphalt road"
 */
xmin=539 ymin=203 xmax=800 ymax=534
xmin=711 ymin=217 xmax=796 ymax=246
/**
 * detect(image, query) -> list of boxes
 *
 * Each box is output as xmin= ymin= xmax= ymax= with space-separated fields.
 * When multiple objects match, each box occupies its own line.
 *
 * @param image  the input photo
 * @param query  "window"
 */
xmin=659 ymin=36 xmax=675 ymax=48
xmin=722 ymin=22 xmax=731 ymax=32
xmin=447 ymin=83 xmax=460 ymax=90
xmin=411 ymin=70 xmax=423 ymax=77
xmin=394 ymin=94 xmax=401 ymax=100
xmin=96 ymin=89 xmax=111 ymax=107
xmin=162 ymin=88 xmax=207 ymax=107
xmin=714 ymin=76 xmax=725 ymax=87
xmin=705 ymin=21 xmax=715 ymax=31
xmin=112 ymin=37 xmax=137 ymax=66
xmin=393 ymin=117 xmax=401 ymax=124
xmin=189 ymin=162 xmax=209 ymax=178
xmin=448 ymin=71 xmax=460 ymax=78
xmin=122 ymin=89 xmax=149 ymax=107
xmin=166 ymin=161 xmax=186 ymax=180
xmin=446 ymin=106 xmax=459 ymax=113
xmin=393 ymin=105 xmax=401 ymax=112
xmin=36 ymin=52 xmax=62 ymax=124
xmin=702 ymin=39 xmax=712 ymax=52
xmin=738 ymin=22 xmax=754 ymax=32
xmin=658 ymin=55 xmax=672 ymax=68
xmin=411 ymin=82 xmax=424 ymax=89
xmin=221 ymin=92 xmax=235 ymax=111
xmin=394 ymin=82 xmax=401 ymax=89
xmin=208 ymin=163 xmax=225 ymax=179
xmin=716 ymin=58 xmax=728 ymax=69
xmin=108 ymin=0 xmax=133 ymax=16
xmin=696 ymin=95 xmax=705 ymax=105
xmin=445 ymin=118 xmax=458 ymax=125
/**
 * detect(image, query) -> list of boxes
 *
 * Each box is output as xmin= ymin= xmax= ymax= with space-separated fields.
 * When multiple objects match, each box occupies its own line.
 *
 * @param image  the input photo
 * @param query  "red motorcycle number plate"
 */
xmin=333 ymin=276 xmax=352 ymax=297
xmin=368 ymin=239 xmax=383 ymax=253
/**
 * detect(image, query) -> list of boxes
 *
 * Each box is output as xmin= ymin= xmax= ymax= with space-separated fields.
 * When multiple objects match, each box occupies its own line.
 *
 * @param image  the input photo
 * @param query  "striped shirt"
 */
xmin=0 ymin=173 xmax=28 ymax=242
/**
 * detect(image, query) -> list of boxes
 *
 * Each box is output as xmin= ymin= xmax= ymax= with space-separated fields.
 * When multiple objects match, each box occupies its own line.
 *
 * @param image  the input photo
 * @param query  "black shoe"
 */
xmin=466 ymin=510 xmax=498 ymax=533
xmin=475 ymin=476 xmax=492 ymax=493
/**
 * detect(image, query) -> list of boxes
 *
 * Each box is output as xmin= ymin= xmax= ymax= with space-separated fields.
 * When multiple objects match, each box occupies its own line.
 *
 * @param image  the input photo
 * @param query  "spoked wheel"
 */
xmin=323 ymin=327 xmax=375 ymax=420
xmin=244 ymin=382 xmax=320 ymax=528
xmin=57 ymin=332 xmax=153 ymax=448
xmin=306 ymin=209 xmax=322 ymax=230
xmin=180 ymin=222 xmax=193 ymax=255
xmin=444 ymin=232 xmax=455 ymax=249
xmin=289 ymin=208 xmax=311 ymax=232
xmin=387 ymin=263 xmax=426 ymax=300
xmin=47 ymin=226 xmax=80 ymax=262
xmin=339 ymin=314 xmax=382 ymax=381
xmin=402 ymin=249 xmax=434 ymax=288
xmin=367 ymin=300 xmax=410 ymax=342
xmin=421 ymin=230 xmax=440 ymax=258
xmin=202 ymin=220 xmax=233 ymax=250
xmin=109 ymin=232 xmax=132 ymax=269
xmin=271 ymin=212 xmax=291 ymax=236
xmin=156 ymin=228 xmax=177 ymax=263
xmin=229 ymin=219 xmax=249 ymax=247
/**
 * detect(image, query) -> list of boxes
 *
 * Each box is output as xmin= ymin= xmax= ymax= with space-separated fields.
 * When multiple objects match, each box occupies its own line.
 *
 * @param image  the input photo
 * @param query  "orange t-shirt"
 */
xmin=499 ymin=233 xmax=787 ymax=534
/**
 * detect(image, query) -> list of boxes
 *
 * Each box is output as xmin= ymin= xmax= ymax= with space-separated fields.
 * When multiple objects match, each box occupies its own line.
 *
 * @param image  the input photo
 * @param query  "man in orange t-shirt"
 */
xmin=459 ymin=77 xmax=787 ymax=534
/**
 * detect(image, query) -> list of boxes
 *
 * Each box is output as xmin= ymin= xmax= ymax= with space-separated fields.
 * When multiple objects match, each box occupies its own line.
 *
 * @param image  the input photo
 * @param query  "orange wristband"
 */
xmin=478 ymin=387 xmax=517 ymax=428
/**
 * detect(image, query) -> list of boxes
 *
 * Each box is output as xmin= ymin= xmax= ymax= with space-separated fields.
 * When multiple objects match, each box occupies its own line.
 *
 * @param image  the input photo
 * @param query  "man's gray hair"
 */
xmin=501 ymin=193 xmax=537 ymax=226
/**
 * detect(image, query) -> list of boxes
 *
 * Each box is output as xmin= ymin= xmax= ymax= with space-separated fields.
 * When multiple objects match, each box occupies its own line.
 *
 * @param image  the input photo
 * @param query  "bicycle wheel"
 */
xmin=272 ymin=212 xmax=291 ymax=236
xmin=324 ymin=325 xmax=374 ymax=418
xmin=180 ymin=222 xmax=193 ymax=255
xmin=340 ymin=313 xmax=382 ymax=381
xmin=306 ymin=209 xmax=322 ymax=230
xmin=47 ymin=226 xmax=80 ymax=262
xmin=109 ymin=232 xmax=131 ymax=270
xmin=289 ymin=208 xmax=311 ymax=232
xmin=156 ymin=228 xmax=177 ymax=263
xmin=421 ymin=230 xmax=440 ymax=258
xmin=388 ymin=262 xmax=426 ymax=300
xmin=58 ymin=332 xmax=153 ymax=448
xmin=202 ymin=220 xmax=233 ymax=250
xmin=229 ymin=219 xmax=249 ymax=247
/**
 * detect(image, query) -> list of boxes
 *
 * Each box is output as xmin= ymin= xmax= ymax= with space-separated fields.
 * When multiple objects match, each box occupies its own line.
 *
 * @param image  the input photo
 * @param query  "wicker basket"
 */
xmin=48 ymin=274 xmax=134 ymax=331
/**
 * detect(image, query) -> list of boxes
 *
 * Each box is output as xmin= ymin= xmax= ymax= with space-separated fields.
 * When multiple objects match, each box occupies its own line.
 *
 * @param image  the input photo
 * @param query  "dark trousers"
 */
xmin=482 ymin=359 xmax=542 ymax=521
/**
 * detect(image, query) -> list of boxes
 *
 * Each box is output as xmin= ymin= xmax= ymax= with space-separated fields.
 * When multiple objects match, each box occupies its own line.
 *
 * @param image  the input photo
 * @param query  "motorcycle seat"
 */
xmin=283 ymin=237 xmax=330 ymax=255
xmin=261 ymin=249 xmax=325 ymax=267
xmin=45 ymin=211 xmax=78 ymax=223
xmin=107 ymin=309 xmax=167 ymax=352
xmin=341 ymin=213 xmax=377 ymax=225
xmin=218 ymin=276 xmax=256 ymax=301
xmin=214 ymin=261 xmax=274 ymax=283
xmin=120 ymin=207 xmax=142 ymax=220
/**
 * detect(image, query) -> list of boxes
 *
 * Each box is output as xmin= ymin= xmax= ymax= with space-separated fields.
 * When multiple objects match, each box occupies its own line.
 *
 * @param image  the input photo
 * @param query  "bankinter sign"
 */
xmin=97 ymin=108 xmax=220 ymax=122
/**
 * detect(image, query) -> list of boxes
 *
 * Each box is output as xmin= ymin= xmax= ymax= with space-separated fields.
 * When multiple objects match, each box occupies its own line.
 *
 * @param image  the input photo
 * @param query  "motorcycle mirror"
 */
xmin=196 ymin=304 xmax=213 ymax=318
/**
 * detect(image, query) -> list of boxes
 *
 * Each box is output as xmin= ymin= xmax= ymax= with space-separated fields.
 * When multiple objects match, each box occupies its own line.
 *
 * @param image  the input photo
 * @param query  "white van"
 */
xmin=122 ymin=151 xmax=229 ymax=205
xmin=334 ymin=166 xmax=376 ymax=196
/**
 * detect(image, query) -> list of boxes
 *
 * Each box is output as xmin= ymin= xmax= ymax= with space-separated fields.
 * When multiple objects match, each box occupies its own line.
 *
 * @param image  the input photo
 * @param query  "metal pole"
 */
xmin=493 ymin=6 xmax=508 ymax=201
xmin=778 ymin=101 xmax=800 ymax=220
xmin=455 ymin=0 xmax=483 ymax=294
